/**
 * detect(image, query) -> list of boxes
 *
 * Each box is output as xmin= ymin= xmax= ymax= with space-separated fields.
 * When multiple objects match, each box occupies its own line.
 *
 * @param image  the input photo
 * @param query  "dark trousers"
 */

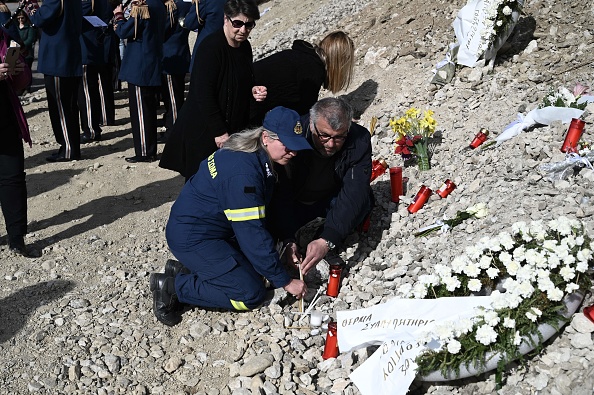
xmin=172 ymin=239 xmax=267 ymax=311
xmin=160 ymin=73 xmax=185 ymax=139
xmin=44 ymin=75 xmax=81 ymax=159
xmin=78 ymin=64 xmax=103 ymax=139
xmin=0 ymin=126 xmax=27 ymax=239
xmin=128 ymin=83 xmax=159 ymax=158
xmin=98 ymin=63 xmax=115 ymax=126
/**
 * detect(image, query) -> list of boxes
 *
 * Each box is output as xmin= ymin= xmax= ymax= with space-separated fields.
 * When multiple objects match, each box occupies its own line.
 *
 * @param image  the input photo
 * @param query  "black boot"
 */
xmin=164 ymin=259 xmax=190 ymax=278
xmin=149 ymin=273 xmax=182 ymax=326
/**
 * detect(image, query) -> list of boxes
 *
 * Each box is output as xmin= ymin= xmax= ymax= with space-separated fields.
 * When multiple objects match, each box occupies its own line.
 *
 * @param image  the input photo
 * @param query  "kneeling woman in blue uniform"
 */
xmin=151 ymin=107 xmax=310 ymax=326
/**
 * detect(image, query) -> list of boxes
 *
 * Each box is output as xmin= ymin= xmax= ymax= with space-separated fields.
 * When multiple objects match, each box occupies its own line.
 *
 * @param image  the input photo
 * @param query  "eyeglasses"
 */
xmin=226 ymin=16 xmax=256 ymax=29
xmin=312 ymin=122 xmax=347 ymax=143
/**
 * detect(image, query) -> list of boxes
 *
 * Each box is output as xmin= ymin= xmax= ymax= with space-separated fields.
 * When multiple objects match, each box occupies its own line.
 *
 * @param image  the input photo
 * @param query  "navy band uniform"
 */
xmin=29 ymin=0 xmax=83 ymax=161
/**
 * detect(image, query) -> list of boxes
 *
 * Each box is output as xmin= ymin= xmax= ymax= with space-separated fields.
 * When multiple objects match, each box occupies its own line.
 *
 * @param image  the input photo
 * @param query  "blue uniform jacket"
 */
xmin=30 ymin=0 xmax=82 ymax=77
xmin=183 ymin=0 xmax=224 ymax=70
xmin=0 ymin=11 xmax=23 ymax=43
xmin=115 ymin=0 xmax=165 ymax=86
xmin=162 ymin=0 xmax=190 ymax=75
xmin=80 ymin=0 xmax=111 ymax=65
xmin=166 ymin=148 xmax=292 ymax=288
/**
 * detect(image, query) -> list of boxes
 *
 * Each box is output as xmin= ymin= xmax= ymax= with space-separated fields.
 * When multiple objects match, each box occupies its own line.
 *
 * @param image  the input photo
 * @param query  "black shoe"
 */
xmin=164 ymin=259 xmax=190 ymax=278
xmin=8 ymin=235 xmax=28 ymax=257
xmin=46 ymin=153 xmax=80 ymax=162
xmin=81 ymin=134 xmax=101 ymax=144
xmin=149 ymin=273 xmax=182 ymax=326
xmin=125 ymin=155 xmax=158 ymax=163
xmin=157 ymin=132 xmax=168 ymax=144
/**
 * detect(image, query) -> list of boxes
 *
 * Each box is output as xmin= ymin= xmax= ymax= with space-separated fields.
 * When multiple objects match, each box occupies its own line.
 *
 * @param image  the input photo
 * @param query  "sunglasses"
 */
xmin=226 ymin=16 xmax=256 ymax=29
xmin=313 ymin=122 xmax=347 ymax=143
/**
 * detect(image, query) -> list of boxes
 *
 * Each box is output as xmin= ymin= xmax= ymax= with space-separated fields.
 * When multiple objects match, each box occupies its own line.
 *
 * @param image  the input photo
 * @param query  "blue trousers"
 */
xmin=172 ymin=239 xmax=267 ymax=311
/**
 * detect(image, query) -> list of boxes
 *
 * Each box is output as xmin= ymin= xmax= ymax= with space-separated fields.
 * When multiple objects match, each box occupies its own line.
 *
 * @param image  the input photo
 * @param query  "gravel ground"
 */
xmin=1 ymin=0 xmax=594 ymax=393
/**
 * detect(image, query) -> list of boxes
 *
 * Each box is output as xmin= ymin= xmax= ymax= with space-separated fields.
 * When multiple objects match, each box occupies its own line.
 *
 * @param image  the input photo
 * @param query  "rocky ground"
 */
xmin=2 ymin=0 xmax=594 ymax=393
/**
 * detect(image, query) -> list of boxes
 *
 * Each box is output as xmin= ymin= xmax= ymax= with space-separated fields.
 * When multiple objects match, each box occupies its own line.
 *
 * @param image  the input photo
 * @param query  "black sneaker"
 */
xmin=149 ymin=273 xmax=182 ymax=326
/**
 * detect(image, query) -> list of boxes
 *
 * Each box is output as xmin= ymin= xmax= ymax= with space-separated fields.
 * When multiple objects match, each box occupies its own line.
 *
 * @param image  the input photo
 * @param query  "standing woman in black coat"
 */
xmin=250 ymin=31 xmax=355 ymax=125
xmin=159 ymin=0 xmax=266 ymax=179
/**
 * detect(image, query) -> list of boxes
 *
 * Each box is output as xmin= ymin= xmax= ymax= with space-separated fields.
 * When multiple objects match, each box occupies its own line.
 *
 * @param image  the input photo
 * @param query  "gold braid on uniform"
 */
xmin=191 ymin=0 xmax=204 ymax=25
xmin=0 ymin=1 xmax=9 ymax=13
xmin=129 ymin=0 xmax=151 ymax=40
xmin=163 ymin=0 xmax=176 ymax=27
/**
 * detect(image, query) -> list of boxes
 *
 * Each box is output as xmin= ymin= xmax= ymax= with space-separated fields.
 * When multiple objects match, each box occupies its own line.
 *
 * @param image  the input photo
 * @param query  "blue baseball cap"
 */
xmin=263 ymin=107 xmax=312 ymax=151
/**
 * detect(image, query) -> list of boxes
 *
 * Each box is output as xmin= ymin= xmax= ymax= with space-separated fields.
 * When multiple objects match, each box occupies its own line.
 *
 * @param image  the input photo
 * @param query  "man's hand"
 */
xmin=301 ymin=238 xmax=329 ymax=275
xmin=281 ymin=241 xmax=301 ymax=267
xmin=283 ymin=279 xmax=307 ymax=299
xmin=252 ymin=85 xmax=267 ymax=102
xmin=214 ymin=133 xmax=229 ymax=148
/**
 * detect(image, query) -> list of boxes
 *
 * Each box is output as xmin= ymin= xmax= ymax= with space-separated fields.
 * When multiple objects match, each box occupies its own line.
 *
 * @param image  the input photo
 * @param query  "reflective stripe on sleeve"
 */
xmin=230 ymin=299 xmax=249 ymax=311
xmin=224 ymin=206 xmax=265 ymax=221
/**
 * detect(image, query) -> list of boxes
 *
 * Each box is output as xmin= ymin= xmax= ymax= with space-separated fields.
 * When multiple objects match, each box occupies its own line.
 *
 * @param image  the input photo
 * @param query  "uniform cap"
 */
xmin=263 ymin=107 xmax=312 ymax=151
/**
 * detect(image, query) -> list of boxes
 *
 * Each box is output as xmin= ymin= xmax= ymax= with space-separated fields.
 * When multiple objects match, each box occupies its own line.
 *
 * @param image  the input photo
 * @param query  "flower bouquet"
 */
xmin=400 ymin=216 xmax=593 ymax=386
xmin=496 ymin=83 xmax=594 ymax=146
xmin=454 ymin=0 xmax=525 ymax=67
xmin=414 ymin=203 xmax=488 ymax=237
xmin=390 ymin=108 xmax=437 ymax=171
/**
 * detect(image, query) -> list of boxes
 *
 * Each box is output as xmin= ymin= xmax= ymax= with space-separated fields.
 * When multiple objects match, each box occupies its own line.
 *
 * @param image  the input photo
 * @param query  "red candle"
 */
xmin=469 ymin=128 xmax=489 ymax=149
xmin=389 ymin=167 xmax=403 ymax=203
xmin=370 ymin=159 xmax=388 ymax=182
xmin=322 ymin=322 xmax=339 ymax=359
xmin=584 ymin=304 xmax=594 ymax=324
xmin=326 ymin=264 xmax=342 ymax=297
xmin=408 ymin=185 xmax=432 ymax=214
xmin=436 ymin=179 xmax=456 ymax=198
xmin=561 ymin=118 xmax=586 ymax=153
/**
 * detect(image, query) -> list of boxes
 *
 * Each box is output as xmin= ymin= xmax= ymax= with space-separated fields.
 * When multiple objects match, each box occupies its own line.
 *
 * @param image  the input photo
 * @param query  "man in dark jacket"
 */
xmin=270 ymin=97 xmax=373 ymax=275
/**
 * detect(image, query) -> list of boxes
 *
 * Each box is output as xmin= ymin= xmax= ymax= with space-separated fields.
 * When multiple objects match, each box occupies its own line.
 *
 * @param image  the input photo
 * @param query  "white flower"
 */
xmin=447 ymin=339 xmax=462 ymax=354
xmin=476 ymin=324 xmax=498 ymax=345
xmin=454 ymin=318 xmax=475 ymax=336
xmin=513 ymin=330 xmax=522 ymax=346
xmin=498 ymin=232 xmax=515 ymax=250
xmin=503 ymin=317 xmax=516 ymax=329
xmin=434 ymin=264 xmax=452 ymax=277
xmin=513 ymin=246 xmax=527 ymax=262
xmin=468 ymin=278 xmax=482 ymax=292
xmin=559 ymin=265 xmax=576 ymax=282
xmin=451 ymin=255 xmax=469 ymax=273
xmin=434 ymin=323 xmax=455 ymax=341
xmin=566 ymin=283 xmax=580 ymax=293
xmin=419 ymin=274 xmax=439 ymax=286
xmin=547 ymin=287 xmax=564 ymax=302
xmin=496 ymin=20 xmax=503 ymax=27
xmin=576 ymin=261 xmax=589 ymax=273
xmin=542 ymin=239 xmax=558 ymax=251
xmin=412 ymin=283 xmax=428 ymax=299
xmin=478 ymin=255 xmax=492 ymax=269
xmin=467 ymin=203 xmax=488 ymax=218
xmin=577 ymin=248 xmax=592 ymax=262
xmin=575 ymin=236 xmax=584 ymax=246
xmin=486 ymin=267 xmax=499 ymax=279
xmin=465 ymin=245 xmax=484 ymax=260
xmin=443 ymin=275 xmax=461 ymax=292
xmin=482 ymin=310 xmax=500 ymax=326
xmin=517 ymin=281 xmax=535 ymax=298
xmin=502 ymin=5 xmax=512 ymax=15
xmin=526 ymin=311 xmax=538 ymax=322
xmin=398 ymin=283 xmax=413 ymax=298
xmin=464 ymin=262 xmax=481 ymax=278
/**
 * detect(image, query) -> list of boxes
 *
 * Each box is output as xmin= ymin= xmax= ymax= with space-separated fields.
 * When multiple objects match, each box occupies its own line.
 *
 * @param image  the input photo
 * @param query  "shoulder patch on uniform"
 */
xmin=244 ymin=186 xmax=256 ymax=193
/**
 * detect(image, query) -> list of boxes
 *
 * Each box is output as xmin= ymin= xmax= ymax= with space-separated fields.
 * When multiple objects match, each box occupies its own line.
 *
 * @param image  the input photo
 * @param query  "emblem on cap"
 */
xmin=294 ymin=121 xmax=302 ymax=135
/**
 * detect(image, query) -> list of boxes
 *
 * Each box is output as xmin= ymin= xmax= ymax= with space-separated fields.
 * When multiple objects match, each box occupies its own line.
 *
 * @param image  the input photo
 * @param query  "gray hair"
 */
xmin=309 ymin=97 xmax=353 ymax=132
xmin=222 ymin=127 xmax=279 ymax=153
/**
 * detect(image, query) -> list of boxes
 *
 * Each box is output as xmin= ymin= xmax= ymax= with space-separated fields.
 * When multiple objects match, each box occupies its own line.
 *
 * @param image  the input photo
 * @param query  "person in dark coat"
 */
xmin=159 ymin=0 xmax=266 ymax=179
xmin=113 ymin=0 xmax=166 ymax=162
xmin=28 ymin=0 xmax=83 ymax=162
xmin=158 ymin=0 xmax=191 ymax=144
xmin=182 ymin=0 xmax=225 ymax=72
xmin=150 ymin=107 xmax=310 ymax=326
xmin=250 ymin=31 xmax=355 ymax=125
xmin=1 ymin=28 xmax=32 ymax=256
xmin=269 ymin=97 xmax=374 ymax=275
